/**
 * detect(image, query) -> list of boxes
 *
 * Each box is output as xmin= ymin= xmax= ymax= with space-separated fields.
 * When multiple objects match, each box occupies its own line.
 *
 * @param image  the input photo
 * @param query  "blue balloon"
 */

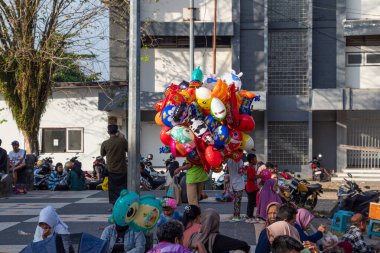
xmin=161 ymin=105 xmax=177 ymax=127
xmin=205 ymin=115 xmax=219 ymax=132
xmin=213 ymin=125 xmax=229 ymax=147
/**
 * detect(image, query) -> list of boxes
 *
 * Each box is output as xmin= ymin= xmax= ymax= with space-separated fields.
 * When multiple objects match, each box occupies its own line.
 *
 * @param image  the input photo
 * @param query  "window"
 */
xmin=366 ymin=54 xmax=380 ymax=65
xmin=346 ymin=52 xmax=380 ymax=66
xmin=42 ymin=128 xmax=84 ymax=153
xmin=142 ymin=36 xmax=231 ymax=48
xmin=347 ymin=53 xmax=362 ymax=65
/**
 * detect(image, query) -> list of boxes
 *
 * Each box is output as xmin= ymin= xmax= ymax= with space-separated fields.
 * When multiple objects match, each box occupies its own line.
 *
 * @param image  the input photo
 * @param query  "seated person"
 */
xmin=148 ymin=220 xmax=205 ymax=253
xmin=342 ymin=213 xmax=374 ymax=253
xmin=8 ymin=140 xmax=26 ymax=187
xmin=189 ymin=208 xmax=250 ymax=253
xmin=255 ymin=202 xmax=281 ymax=253
xmin=182 ymin=205 xmax=201 ymax=248
xmin=67 ymin=161 xmax=85 ymax=191
xmin=101 ymin=223 xmax=145 ymax=253
xmin=33 ymin=206 xmax=69 ymax=242
xmin=272 ymin=235 xmax=304 ymax=253
xmin=48 ymin=163 xmax=68 ymax=191
xmin=157 ymin=196 xmax=182 ymax=227
xmin=295 ymin=208 xmax=325 ymax=243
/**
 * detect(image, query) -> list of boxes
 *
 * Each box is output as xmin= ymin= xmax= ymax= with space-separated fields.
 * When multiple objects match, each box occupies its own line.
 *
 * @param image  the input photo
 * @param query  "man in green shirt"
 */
xmin=101 ymin=125 xmax=128 ymax=208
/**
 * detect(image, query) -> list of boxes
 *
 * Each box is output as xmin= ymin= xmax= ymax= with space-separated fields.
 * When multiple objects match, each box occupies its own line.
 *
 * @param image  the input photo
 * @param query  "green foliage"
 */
xmin=0 ymin=108 xmax=6 ymax=124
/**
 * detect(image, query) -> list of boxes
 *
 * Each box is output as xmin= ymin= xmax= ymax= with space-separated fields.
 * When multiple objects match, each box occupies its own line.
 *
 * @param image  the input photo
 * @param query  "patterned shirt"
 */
xmin=48 ymin=171 xmax=67 ymax=190
xmin=342 ymin=225 xmax=372 ymax=253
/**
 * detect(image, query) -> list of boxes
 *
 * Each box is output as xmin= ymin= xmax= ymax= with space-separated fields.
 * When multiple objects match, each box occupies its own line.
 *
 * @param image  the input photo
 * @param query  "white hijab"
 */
xmin=33 ymin=206 xmax=69 ymax=242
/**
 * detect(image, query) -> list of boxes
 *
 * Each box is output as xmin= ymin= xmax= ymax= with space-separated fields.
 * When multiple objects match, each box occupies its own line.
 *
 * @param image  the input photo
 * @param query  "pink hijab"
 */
xmin=296 ymin=208 xmax=314 ymax=230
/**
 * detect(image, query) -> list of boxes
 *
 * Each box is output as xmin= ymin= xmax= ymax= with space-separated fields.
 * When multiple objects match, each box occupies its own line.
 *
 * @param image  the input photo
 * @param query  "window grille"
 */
xmin=268 ymin=31 xmax=309 ymax=95
xmin=268 ymin=122 xmax=309 ymax=165
xmin=268 ymin=0 xmax=308 ymax=23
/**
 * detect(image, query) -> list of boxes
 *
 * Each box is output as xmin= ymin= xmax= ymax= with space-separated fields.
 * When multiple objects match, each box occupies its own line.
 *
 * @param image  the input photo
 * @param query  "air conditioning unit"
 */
xmin=183 ymin=7 xmax=199 ymax=21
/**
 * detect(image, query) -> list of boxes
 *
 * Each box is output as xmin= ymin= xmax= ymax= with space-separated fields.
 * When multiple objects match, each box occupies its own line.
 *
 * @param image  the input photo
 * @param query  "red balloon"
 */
xmin=205 ymin=146 xmax=223 ymax=167
xmin=160 ymin=127 xmax=172 ymax=146
xmin=238 ymin=114 xmax=255 ymax=132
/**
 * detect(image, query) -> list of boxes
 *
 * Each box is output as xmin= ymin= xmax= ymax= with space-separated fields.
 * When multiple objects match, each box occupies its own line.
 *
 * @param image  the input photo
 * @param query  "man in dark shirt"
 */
xmin=101 ymin=125 xmax=128 ymax=209
xmin=0 ymin=139 xmax=7 ymax=173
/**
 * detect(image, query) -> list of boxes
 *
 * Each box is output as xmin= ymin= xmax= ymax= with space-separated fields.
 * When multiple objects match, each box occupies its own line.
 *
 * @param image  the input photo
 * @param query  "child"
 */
xmin=157 ymin=196 xmax=183 ymax=227
xmin=226 ymin=158 xmax=245 ymax=221
xmin=245 ymin=154 xmax=262 ymax=223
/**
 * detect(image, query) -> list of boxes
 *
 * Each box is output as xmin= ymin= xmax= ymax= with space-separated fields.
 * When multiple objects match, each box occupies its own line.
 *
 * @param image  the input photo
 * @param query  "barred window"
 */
xmin=268 ymin=0 xmax=309 ymax=23
xmin=268 ymin=122 xmax=309 ymax=165
xmin=268 ymin=31 xmax=309 ymax=95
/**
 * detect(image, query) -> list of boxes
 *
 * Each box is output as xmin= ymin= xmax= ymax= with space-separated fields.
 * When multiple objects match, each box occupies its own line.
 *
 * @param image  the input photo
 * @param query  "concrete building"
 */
xmin=101 ymin=0 xmax=380 ymax=179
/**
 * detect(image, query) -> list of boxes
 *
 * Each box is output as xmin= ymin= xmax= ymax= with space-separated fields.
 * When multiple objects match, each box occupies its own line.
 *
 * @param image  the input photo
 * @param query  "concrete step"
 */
xmin=336 ymin=173 xmax=380 ymax=177
xmin=343 ymin=169 xmax=380 ymax=173
xmin=332 ymin=177 xmax=380 ymax=182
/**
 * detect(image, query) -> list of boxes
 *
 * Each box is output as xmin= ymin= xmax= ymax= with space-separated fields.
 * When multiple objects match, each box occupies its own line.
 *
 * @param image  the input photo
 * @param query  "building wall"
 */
xmin=0 ymin=88 xmax=109 ymax=171
xmin=141 ymin=0 xmax=232 ymax=22
xmin=140 ymin=48 xmax=232 ymax=92
xmin=346 ymin=0 xmax=380 ymax=20
xmin=346 ymin=46 xmax=380 ymax=89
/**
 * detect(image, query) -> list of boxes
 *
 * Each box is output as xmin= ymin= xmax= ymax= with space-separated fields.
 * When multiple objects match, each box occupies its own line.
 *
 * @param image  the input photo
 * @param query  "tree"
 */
xmin=0 ymin=0 xmax=105 ymax=154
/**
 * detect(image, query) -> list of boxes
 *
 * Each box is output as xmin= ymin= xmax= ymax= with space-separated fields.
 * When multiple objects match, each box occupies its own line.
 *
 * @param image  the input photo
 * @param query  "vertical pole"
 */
xmin=128 ymin=0 xmax=141 ymax=194
xmin=213 ymin=0 xmax=217 ymax=74
xmin=189 ymin=0 xmax=194 ymax=78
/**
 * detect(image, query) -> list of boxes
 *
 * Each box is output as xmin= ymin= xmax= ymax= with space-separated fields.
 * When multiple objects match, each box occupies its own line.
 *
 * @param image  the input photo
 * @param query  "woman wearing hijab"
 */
xmin=257 ymin=178 xmax=282 ymax=220
xmin=67 ymin=160 xmax=85 ymax=191
xmin=294 ymin=208 xmax=325 ymax=243
xmin=189 ymin=208 xmax=250 ymax=253
xmin=33 ymin=206 xmax=69 ymax=242
xmin=255 ymin=202 xmax=281 ymax=253
xmin=267 ymin=220 xmax=301 ymax=243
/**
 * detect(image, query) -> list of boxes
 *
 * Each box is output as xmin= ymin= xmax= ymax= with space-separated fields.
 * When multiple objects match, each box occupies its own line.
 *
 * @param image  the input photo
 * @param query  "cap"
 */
xmin=11 ymin=140 xmax=19 ymax=146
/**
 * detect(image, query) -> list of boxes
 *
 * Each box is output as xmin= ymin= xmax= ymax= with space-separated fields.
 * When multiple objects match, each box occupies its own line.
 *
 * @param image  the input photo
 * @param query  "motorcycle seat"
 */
xmin=307 ymin=184 xmax=322 ymax=191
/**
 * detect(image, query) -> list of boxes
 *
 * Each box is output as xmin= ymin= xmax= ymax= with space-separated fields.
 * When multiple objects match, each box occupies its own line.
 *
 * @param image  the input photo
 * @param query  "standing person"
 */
xmin=174 ymin=155 xmax=208 ymax=206
xmin=48 ymin=163 xmax=68 ymax=191
xmin=0 ymin=139 xmax=7 ymax=173
xmin=226 ymin=158 xmax=245 ymax=221
xmin=101 ymin=125 xmax=128 ymax=210
xmin=67 ymin=160 xmax=85 ymax=191
xmin=8 ymin=140 xmax=26 ymax=186
xmin=245 ymin=154 xmax=261 ymax=223
xmin=33 ymin=206 xmax=69 ymax=242
xmin=257 ymin=178 xmax=282 ymax=220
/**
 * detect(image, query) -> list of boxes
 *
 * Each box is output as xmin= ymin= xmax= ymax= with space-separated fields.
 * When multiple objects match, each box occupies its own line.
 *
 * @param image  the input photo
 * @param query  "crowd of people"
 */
xmin=3 ymin=125 xmax=379 ymax=253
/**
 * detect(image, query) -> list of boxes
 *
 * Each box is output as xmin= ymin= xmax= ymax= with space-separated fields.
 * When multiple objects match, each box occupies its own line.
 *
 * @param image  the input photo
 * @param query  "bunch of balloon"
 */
xmin=154 ymin=67 xmax=260 ymax=173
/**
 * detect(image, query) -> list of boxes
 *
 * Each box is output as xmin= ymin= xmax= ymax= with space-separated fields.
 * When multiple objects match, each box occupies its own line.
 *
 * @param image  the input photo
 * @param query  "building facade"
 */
xmin=102 ymin=0 xmax=380 ymax=178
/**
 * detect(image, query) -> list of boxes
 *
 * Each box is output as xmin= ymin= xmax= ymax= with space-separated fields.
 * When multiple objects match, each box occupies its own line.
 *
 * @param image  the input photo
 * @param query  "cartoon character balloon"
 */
xmin=196 ymin=87 xmax=212 ymax=111
xmin=210 ymin=98 xmax=227 ymax=121
xmin=211 ymin=79 xmax=230 ymax=104
xmin=223 ymin=70 xmax=243 ymax=91
xmin=188 ymin=102 xmax=205 ymax=120
xmin=172 ymin=102 xmax=188 ymax=124
xmin=189 ymin=118 xmax=214 ymax=145
xmin=190 ymin=66 xmax=203 ymax=88
xmin=170 ymin=126 xmax=195 ymax=144
xmin=213 ymin=125 xmax=229 ymax=147
xmin=239 ymin=90 xmax=256 ymax=115
xmin=161 ymin=105 xmax=177 ymax=127
xmin=109 ymin=190 xmax=140 ymax=227
xmin=204 ymin=114 xmax=219 ymax=132
xmin=203 ymin=74 xmax=218 ymax=90
xmin=224 ymin=129 xmax=242 ymax=153
xmin=160 ymin=126 xmax=172 ymax=146
xmin=240 ymin=133 xmax=254 ymax=151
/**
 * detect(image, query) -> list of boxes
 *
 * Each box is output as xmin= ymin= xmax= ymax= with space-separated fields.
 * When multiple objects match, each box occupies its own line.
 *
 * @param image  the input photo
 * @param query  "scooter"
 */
xmin=310 ymin=154 xmax=331 ymax=182
xmin=142 ymin=154 xmax=165 ymax=178
xmin=331 ymin=173 xmax=380 ymax=216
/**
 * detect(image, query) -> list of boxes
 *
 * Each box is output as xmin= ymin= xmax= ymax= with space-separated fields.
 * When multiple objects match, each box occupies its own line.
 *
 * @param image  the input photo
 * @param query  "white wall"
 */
xmin=346 ymin=0 xmax=380 ymax=20
xmin=141 ymin=48 xmax=232 ymax=92
xmin=141 ymin=0 xmax=232 ymax=22
xmin=346 ymin=46 xmax=380 ymax=89
xmin=0 ymin=87 xmax=109 ymax=171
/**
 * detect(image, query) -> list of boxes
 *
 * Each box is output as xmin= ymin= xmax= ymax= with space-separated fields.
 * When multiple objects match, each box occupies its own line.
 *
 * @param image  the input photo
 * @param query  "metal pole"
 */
xmin=189 ymin=0 xmax=194 ymax=78
xmin=128 ymin=0 xmax=141 ymax=194
xmin=213 ymin=0 xmax=217 ymax=74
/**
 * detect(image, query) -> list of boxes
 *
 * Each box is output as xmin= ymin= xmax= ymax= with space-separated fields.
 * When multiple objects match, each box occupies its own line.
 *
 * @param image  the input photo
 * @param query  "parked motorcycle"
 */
xmin=310 ymin=154 xmax=331 ymax=182
xmin=332 ymin=173 xmax=380 ymax=216
xmin=33 ymin=157 xmax=54 ymax=190
xmin=281 ymin=176 xmax=323 ymax=211
xmin=142 ymin=154 xmax=165 ymax=178
xmin=92 ymin=156 xmax=107 ymax=181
